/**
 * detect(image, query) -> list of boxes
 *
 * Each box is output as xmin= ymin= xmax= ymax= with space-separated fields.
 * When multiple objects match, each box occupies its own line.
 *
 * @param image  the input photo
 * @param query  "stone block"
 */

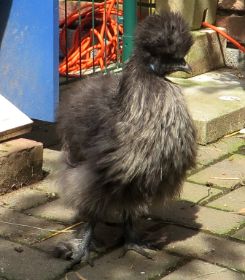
xmin=63 ymin=249 xmax=181 ymax=280
xmin=188 ymin=154 xmax=245 ymax=189
xmin=162 ymin=259 xmax=244 ymax=280
xmin=0 ymin=238 xmax=70 ymax=280
xmin=172 ymin=69 xmax=245 ymax=144
xmin=216 ymin=15 xmax=245 ymax=43
xmin=156 ymin=0 xmax=218 ymax=30
xmin=150 ymin=200 xmax=245 ymax=235
xmin=0 ymin=138 xmax=43 ymax=194
xmin=171 ymin=28 xmax=226 ymax=78
xmin=218 ymin=0 xmax=245 ymax=10
xmin=163 ymin=225 xmax=245 ymax=272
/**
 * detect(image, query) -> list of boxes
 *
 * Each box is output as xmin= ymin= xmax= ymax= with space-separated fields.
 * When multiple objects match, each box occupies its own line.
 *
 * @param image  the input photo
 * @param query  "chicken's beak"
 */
xmin=177 ymin=61 xmax=192 ymax=74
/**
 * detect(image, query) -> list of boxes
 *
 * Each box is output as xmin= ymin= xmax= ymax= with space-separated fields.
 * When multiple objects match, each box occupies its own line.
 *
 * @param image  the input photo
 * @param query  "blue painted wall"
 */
xmin=0 ymin=0 xmax=59 ymax=122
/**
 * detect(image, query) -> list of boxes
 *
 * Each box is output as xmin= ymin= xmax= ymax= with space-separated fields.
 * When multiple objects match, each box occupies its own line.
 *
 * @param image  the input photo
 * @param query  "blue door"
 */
xmin=0 ymin=0 xmax=59 ymax=122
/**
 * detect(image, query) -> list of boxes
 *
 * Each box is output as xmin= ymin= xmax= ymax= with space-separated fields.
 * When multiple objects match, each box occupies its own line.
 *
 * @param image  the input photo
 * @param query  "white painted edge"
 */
xmin=0 ymin=94 xmax=33 ymax=134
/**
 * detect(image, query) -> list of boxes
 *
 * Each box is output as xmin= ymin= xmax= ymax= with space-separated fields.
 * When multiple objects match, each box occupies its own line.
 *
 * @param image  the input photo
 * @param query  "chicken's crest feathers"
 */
xmin=135 ymin=12 xmax=193 ymax=59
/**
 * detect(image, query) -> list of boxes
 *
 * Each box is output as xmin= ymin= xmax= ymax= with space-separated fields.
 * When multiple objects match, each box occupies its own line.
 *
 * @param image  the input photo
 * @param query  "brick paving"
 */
xmin=0 ymin=135 xmax=244 ymax=279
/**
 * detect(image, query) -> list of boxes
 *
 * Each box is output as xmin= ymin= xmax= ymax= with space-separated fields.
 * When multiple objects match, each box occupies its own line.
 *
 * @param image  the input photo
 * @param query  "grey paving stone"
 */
xmin=188 ymin=154 xmax=245 ymax=189
xmin=180 ymin=182 xmax=222 ymax=204
xmin=0 ymin=238 xmax=70 ymax=280
xmin=43 ymin=148 xmax=62 ymax=173
xmin=208 ymin=186 xmax=245 ymax=212
xmin=161 ymin=225 xmax=245 ymax=272
xmin=161 ymin=259 xmax=245 ymax=280
xmin=151 ymin=201 xmax=245 ymax=235
xmin=63 ymin=249 xmax=181 ymax=280
xmin=25 ymin=199 xmax=78 ymax=224
xmin=0 ymin=206 xmax=64 ymax=244
xmin=0 ymin=186 xmax=55 ymax=211
xmin=32 ymin=174 xmax=60 ymax=194
xmin=196 ymin=136 xmax=245 ymax=167
xmin=233 ymin=226 xmax=245 ymax=241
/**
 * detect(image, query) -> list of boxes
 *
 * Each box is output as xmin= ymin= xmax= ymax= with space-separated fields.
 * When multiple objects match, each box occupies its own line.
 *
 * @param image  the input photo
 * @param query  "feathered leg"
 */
xmin=55 ymin=219 xmax=96 ymax=266
xmin=120 ymin=211 xmax=152 ymax=259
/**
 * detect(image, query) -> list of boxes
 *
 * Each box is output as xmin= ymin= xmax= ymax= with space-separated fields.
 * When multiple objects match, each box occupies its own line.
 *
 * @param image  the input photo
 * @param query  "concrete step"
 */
xmin=171 ymin=68 xmax=245 ymax=145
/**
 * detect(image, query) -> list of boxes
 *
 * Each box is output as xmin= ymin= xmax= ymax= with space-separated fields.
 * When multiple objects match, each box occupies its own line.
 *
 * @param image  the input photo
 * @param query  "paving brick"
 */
xmin=151 ymin=201 xmax=245 ymax=235
xmin=0 ymin=238 xmax=70 ymax=280
xmin=25 ymin=199 xmax=78 ymax=224
xmin=0 ymin=206 xmax=64 ymax=244
xmin=188 ymin=154 xmax=245 ymax=189
xmin=43 ymin=148 xmax=62 ymax=173
xmin=208 ymin=186 xmax=245 ymax=212
xmin=0 ymin=186 xmax=55 ymax=211
xmin=232 ymin=226 xmax=245 ymax=241
xmin=63 ymin=249 xmax=181 ymax=280
xmin=180 ymin=182 xmax=222 ymax=204
xmin=196 ymin=136 xmax=245 ymax=167
xmin=216 ymin=15 xmax=245 ymax=43
xmin=218 ymin=0 xmax=245 ymax=10
xmin=0 ymin=138 xmax=43 ymax=194
xmin=162 ymin=225 xmax=245 ymax=272
xmin=171 ymin=28 xmax=226 ymax=78
xmin=161 ymin=259 xmax=245 ymax=279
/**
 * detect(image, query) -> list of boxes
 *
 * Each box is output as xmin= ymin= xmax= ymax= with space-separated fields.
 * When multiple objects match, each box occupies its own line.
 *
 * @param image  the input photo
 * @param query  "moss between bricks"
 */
xmin=226 ymin=221 xmax=245 ymax=238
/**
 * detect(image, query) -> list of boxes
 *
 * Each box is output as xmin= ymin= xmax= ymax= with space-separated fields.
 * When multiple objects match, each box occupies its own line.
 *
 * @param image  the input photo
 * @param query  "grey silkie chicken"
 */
xmin=55 ymin=11 xmax=197 ymax=265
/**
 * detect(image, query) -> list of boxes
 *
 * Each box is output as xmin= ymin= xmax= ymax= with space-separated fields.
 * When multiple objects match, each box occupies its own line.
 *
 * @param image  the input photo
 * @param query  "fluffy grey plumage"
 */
xmin=56 ymin=12 xmax=196 ymax=263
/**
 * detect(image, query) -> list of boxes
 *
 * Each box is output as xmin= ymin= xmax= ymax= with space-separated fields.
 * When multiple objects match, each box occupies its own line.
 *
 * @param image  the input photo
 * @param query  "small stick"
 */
xmin=224 ymin=131 xmax=239 ymax=138
xmin=210 ymin=177 xmax=240 ymax=180
xmin=0 ymin=220 xmax=66 ymax=232
xmin=75 ymin=272 xmax=88 ymax=280
xmin=32 ymin=221 xmax=84 ymax=244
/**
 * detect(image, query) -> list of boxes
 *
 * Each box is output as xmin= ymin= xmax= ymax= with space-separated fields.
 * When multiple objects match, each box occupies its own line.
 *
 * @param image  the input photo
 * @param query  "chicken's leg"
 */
xmin=121 ymin=212 xmax=152 ymax=259
xmin=55 ymin=220 xmax=95 ymax=266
